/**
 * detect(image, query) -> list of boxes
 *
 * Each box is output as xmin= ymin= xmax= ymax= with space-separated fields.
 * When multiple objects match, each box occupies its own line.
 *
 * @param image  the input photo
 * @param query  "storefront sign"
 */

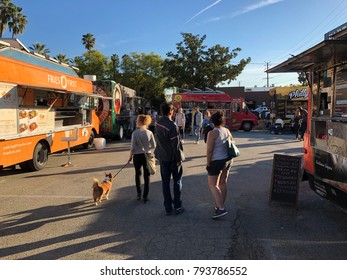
xmin=288 ymin=88 xmax=308 ymax=100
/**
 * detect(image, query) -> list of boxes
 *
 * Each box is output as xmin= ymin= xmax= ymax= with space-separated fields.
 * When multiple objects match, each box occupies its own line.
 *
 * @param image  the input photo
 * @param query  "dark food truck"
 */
xmin=268 ymin=23 xmax=347 ymax=207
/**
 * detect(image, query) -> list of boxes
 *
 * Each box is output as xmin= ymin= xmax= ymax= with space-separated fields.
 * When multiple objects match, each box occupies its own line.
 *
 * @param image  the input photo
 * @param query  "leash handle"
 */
xmin=113 ymin=162 xmax=129 ymax=178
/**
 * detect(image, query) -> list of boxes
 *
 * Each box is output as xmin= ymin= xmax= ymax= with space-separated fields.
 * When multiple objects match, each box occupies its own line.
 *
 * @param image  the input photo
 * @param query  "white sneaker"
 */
xmin=196 ymin=141 xmax=199 ymax=144
xmin=181 ymin=140 xmax=185 ymax=144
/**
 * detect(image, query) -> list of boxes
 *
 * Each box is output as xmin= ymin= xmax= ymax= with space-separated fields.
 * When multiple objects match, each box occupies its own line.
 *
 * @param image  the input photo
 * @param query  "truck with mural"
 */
xmin=268 ymin=23 xmax=347 ymax=207
xmin=93 ymin=80 xmax=140 ymax=140
xmin=0 ymin=39 xmax=101 ymax=171
xmin=172 ymin=89 xmax=258 ymax=131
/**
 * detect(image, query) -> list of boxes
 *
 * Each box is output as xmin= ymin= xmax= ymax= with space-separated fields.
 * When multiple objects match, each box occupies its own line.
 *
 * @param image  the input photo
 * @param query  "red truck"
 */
xmin=172 ymin=89 xmax=258 ymax=131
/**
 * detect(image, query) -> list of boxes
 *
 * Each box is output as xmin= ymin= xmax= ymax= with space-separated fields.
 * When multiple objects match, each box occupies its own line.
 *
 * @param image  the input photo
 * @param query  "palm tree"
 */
xmin=0 ymin=0 xmax=16 ymax=38
xmin=81 ymin=33 xmax=95 ymax=51
xmin=29 ymin=43 xmax=50 ymax=57
xmin=8 ymin=6 xmax=27 ymax=38
xmin=54 ymin=53 xmax=70 ymax=64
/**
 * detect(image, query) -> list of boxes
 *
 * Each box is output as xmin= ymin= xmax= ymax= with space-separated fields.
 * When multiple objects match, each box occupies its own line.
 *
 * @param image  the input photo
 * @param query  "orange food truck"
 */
xmin=172 ymin=89 xmax=258 ymax=131
xmin=268 ymin=24 xmax=347 ymax=207
xmin=0 ymin=39 xmax=103 ymax=171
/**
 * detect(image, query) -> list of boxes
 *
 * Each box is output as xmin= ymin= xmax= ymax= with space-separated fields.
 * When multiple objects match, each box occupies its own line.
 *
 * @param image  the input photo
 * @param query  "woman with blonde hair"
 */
xmin=128 ymin=114 xmax=156 ymax=203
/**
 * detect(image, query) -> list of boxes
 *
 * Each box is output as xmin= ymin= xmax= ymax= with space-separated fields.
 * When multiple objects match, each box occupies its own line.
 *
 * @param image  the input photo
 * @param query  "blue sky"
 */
xmin=4 ymin=0 xmax=347 ymax=88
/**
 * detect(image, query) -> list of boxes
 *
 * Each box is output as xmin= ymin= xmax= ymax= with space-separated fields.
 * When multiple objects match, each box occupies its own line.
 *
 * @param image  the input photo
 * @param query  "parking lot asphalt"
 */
xmin=1 ymin=130 xmax=346 ymax=260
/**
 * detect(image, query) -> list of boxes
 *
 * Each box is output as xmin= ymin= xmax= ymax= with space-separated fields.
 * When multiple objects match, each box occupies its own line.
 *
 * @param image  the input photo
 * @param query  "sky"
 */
xmin=4 ymin=0 xmax=347 ymax=88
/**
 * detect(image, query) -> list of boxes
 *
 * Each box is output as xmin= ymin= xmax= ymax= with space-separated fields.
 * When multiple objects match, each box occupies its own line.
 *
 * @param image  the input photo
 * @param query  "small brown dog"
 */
xmin=92 ymin=173 xmax=113 ymax=205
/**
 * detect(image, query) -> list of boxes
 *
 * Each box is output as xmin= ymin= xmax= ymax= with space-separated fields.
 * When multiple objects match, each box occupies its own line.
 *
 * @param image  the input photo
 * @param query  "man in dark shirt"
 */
xmin=298 ymin=106 xmax=308 ymax=140
xmin=155 ymin=102 xmax=185 ymax=215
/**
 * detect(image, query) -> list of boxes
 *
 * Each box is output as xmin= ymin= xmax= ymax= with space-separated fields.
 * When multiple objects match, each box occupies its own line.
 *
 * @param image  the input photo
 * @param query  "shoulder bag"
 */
xmin=225 ymin=129 xmax=240 ymax=160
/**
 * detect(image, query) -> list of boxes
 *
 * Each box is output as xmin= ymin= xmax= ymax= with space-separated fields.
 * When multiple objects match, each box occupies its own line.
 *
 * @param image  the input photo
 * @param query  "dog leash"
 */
xmin=113 ymin=162 xmax=129 ymax=178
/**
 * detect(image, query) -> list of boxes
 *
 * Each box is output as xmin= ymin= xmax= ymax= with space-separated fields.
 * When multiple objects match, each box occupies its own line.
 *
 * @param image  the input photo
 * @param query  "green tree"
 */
xmin=74 ymin=50 xmax=108 ymax=79
xmin=163 ymin=33 xmax=251 ymax=90
xmin=29 ymin=43 xmax=50 ymax=56
xmin=298 ymin=72 xmax=308 ymax=86
xmin=109 ymin=53 xmax=120 ymax=81
xmin=119 ymin=52 xmax=165 ymax=106
xmin=8 ymin=5 xmax=27 ymax=38
xmin=81 ymin=33 xmax=95 ymax=51
xmin=0 ymin=0 xmax=16 ymax=38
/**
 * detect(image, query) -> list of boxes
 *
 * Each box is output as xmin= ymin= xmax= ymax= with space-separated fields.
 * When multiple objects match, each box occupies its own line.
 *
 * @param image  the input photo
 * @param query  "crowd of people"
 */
xmin=268 ymin=106 xmax=308 ymax=140
xmin=128 ymin=102 xmax=233 ymax=219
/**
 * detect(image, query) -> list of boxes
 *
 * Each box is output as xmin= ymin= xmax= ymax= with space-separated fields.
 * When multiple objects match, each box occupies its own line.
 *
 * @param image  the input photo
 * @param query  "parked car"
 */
xmin=254 ymin=106 xmax=269 ymax=112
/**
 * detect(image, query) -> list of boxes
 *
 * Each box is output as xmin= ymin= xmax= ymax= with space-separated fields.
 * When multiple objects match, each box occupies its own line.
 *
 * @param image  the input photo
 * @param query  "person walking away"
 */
xmin=128 ymin=114 xmax=156 ymax=203
xmin=202 ymin=110 xmax=213 ymax=143
xmin=293 ymin=109 xmax=301 ymax=140
xmin=175 ymin=107 xmax=186 ymax=143
xmin=192 ymin=106 xmax=203 ymax=144
xmin=298 ymin=106 xmax=308 ymax=140
xmin=206 ymin=111 xmax=233 ymax=219
xmin=155 ymin=102 xmax=185 ymax=216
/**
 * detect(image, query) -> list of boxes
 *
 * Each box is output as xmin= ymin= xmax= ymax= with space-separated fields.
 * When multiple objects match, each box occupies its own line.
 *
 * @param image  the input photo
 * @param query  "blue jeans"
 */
xmin=159 ymin=160 xmax=183 ymax=212
xmin=193 ymin=125 xmax=201 ymax=142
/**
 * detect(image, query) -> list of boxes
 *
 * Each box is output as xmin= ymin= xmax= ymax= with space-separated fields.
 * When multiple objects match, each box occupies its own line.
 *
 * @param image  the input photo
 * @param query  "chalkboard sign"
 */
xmin=269 ymin=154 xmax=302 ymax=206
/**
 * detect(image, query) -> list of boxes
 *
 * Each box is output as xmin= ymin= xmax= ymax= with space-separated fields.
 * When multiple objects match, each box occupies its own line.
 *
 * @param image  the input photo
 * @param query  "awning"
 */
xmin=18 ymin=84 xmax=113 ymax=99
xmin=71 ymin=92 xmax=113 ymax=100
xmin=268 ymin=39 xmax=347 ymax=73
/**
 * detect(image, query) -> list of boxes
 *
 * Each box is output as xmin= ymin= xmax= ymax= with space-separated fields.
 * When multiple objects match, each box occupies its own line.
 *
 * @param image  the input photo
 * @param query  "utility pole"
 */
xmin=265 ymin=61 xmax=271 ymax=87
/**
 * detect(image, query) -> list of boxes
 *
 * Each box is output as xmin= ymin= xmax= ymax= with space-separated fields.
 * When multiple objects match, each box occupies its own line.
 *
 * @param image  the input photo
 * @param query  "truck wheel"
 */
xmin=242 ymin=122 xmax=252 ymax=132
xmin=83 ymin=130 xmax=95 ymax=149
xmin=27 ymin=142 xmax=49 ymax=171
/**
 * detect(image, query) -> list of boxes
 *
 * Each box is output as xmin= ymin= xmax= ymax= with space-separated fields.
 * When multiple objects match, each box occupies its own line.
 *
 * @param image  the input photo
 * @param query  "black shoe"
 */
xmin=143 ymin=198 xmax=149 ymax=204
xmin=212 ymin=208 xmax=228 ymax=219
xmin=165 ymin=209 xmax=173 ymax=216
xmin=137 ymin=193 xmax=141 ymax=200
xmin=174 ymin=206 xmax=185 ymax=215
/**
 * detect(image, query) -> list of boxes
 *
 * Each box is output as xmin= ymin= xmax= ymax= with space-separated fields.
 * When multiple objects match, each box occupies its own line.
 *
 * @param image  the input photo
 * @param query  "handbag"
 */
xmin=226 ymin=138 xmax=240 ymax=160
xmin=137 ymin=136 xmax=156 ymax=175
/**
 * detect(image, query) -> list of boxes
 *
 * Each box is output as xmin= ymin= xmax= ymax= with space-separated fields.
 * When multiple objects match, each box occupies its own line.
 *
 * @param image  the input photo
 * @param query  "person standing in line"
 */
xmin=155 ymin=102 xmax=185 ymax=216
xmin=206 ymin=111 xmax=233 ymax=219
xmin=175 ymin=107 xmax=186 ymax=143
xmin=192 ymin=106 xmax=203 ymax=144
xmin=202 ymin=110 xmax=213 ymax=143
xmin=293 ymin=109 xmax=301 ymax=140
xmin=128 ymin=114 xmax=156 ymax=203
xmin=298 ymin=106 xmax=308 ymax=140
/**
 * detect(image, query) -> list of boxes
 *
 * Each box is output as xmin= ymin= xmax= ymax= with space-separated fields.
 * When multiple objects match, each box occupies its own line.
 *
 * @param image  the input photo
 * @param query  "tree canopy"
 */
xmin=163 ymin=33 xmax=251 ymax=90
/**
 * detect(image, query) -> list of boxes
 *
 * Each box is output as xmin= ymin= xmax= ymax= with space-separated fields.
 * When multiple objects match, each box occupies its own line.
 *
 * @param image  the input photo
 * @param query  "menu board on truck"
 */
xmin=0 ymin=83 xmax=18 ymax=137
xmin=18 ymin=109 xmax=54 ymax=135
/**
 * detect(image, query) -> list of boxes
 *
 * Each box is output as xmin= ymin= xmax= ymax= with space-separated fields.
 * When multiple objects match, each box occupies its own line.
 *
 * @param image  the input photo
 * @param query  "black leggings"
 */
xmin=133 ymin=153 xmax=150 ymax=198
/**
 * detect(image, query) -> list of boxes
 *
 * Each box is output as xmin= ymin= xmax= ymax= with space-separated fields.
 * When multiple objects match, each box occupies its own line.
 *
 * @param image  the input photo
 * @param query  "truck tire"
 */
xmin=27 ymin=142 xmax=49 ymax=171
xmin=83 ymin=130 xmax=95 ymax=149
xmin=242 ymin=121 xmax=252 ymax=132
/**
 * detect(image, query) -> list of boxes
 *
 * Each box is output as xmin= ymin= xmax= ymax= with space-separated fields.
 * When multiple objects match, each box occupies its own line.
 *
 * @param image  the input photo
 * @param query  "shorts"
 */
xmin=206 ymin=158 xmax=232 ymax=176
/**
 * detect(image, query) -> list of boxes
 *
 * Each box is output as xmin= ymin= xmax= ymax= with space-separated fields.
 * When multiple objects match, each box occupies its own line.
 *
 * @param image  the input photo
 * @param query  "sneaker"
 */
xmin=195 ymin=141 xmax=199 ymax=144
xmin=174 ymin=206 xmax=185 ymax=215
xmin=181 ymin=140 xmax=185 ymax=144
xmin=212 ymin=208 xmax=228 ymax=219
xmin=143 ymin=198 xmax=149 ymax=204
xmin=137 ymin=193 xmax=141 ymax=200
xmin=166 ymin=209 xmax=173 ymax=216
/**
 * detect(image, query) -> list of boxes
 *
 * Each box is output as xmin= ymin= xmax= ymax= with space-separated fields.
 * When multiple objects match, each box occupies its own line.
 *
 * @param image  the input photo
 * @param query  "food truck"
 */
xmin=172 ymin=89 xmax=258 ymax=131
xmin=269 ymin=86 xmax=308 ymax=119
xmin=93 ymin=80 xmax=139 ymax=140
xmin=0 ymin=39 xmax=102 ymax=171
xmin=268 ymin=23 xmax=347 ymax=206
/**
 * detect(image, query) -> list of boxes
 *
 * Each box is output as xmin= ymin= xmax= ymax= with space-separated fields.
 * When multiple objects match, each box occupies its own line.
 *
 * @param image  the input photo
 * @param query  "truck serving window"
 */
xmin=335 ymin=66 xmax=347 ymax=117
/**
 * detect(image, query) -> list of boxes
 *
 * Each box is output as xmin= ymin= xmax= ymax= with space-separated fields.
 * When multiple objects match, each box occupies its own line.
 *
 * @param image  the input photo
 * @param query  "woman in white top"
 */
xmin=206 ymin=111 xmax=233 ymax=219
xmin=128 ymin=114 xmax=156 ymax=203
